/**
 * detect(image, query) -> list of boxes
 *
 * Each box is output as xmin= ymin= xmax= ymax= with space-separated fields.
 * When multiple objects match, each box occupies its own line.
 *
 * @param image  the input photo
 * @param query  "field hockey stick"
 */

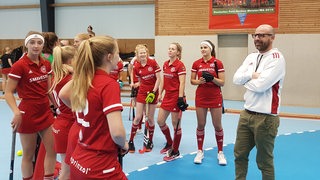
xmin=33 ymin=134 xmax=41 ymax=169
xmin=129 ymin=98 xmax=132 ymax=121
xmin=118 ymin=148 xmax=123 ymax=167
xmin=139 ymin=103 xmax=149 ymax=154
xmin=132 ymin=101 xmax=136 ymax=120
xmin=175 ymin=110 xmax=182 ymax=137
xmin=9 ymin=131 xmax=16 ymax=180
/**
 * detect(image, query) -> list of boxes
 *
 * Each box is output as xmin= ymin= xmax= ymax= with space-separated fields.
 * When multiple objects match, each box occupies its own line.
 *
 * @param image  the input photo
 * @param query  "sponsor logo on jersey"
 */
xmin=29 ymin=74 xmax=48 ymax=83
xmin=163 ymin=72 xmax=174 ymax=78
xmin=70 ymin=157 xmax=91 ymax=174
xmin=142 ymin=74 xmax=155 ymax=80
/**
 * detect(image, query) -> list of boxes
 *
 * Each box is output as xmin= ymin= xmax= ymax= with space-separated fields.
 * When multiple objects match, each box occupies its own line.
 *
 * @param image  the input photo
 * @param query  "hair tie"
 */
xmin=25 ymin=34 xmax=45 ymax=46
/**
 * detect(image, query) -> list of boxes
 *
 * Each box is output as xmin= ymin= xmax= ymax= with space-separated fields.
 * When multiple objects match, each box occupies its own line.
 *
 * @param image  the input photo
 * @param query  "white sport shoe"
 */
xmin=194 ymin=150 xmax=204 ymax=164
xmin=217 ymin=151 xmax=227 ymax=165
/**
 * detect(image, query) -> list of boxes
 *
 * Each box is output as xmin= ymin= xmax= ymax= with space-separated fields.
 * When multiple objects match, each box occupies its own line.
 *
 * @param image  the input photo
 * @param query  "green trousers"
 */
xmin=234 ymin=110 xmax=280 ymax=180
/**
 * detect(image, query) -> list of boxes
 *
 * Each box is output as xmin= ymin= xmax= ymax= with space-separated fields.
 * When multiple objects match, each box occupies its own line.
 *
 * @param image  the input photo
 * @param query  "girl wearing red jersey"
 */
xmin=190 ymin=40 xmax=227 ymax=165
xmin=157 ymin=43 xmax=188 ymax=162
xmin=5 ymin=31 xmax=56 ymax=180
xmin=49 ymin=45 xmax=76 ymax=179
xmin=128 ymin=44 xmax=161 ymax=153
xmin=61 ymin=32 xmax=91 ymax=177
xmin=59 ymin=36 xmax=128 ymax=179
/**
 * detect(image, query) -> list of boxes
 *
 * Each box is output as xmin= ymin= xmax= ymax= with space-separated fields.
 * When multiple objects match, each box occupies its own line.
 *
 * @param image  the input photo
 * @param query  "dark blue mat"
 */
xmin=127 ymin=130 xmax=320 ymax=180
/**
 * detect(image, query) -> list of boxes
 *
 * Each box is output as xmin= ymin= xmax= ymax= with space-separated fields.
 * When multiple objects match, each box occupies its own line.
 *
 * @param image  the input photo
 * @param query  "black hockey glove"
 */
xmin=130 ymin=88 xmax=138 ymax=97
xmin=177 ymin=97 xmax=188 ymax=111
xmin=202 ymin=71 xmax=214 ymax=82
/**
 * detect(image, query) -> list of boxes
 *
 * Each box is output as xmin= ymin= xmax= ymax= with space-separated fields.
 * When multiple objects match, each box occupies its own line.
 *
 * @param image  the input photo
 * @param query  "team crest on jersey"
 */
xmin=210 ymin=63 xmax=215 ymax=68
xmin=40 ymin=66 xmax=47 ymax=73
xmin=148 ymin=67 xmax=153 ymax=72
xmin=171 ymin=67 xmax=176 ymax=72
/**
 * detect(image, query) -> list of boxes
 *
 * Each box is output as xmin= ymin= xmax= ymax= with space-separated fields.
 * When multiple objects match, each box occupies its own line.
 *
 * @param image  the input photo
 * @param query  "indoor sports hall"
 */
xmin=1 ymin=97 xmax=320 ymax=179
xmin=1 ymin=0 xmax=320 ymax=180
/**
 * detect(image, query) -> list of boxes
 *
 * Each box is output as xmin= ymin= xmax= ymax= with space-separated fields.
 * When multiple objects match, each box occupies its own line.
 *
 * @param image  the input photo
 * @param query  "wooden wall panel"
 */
xmin=117 ymin=39 xmax=155 ymax=55
xmin=0 ymin=40 xmax=24 ymax=54
xmin=156 ymin=0 xmax=320 ymax=35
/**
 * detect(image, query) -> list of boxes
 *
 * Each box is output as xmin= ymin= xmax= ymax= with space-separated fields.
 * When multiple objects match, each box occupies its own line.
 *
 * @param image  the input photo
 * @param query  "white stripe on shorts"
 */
xmin=102 ymin=167 xmax=115 ymax=174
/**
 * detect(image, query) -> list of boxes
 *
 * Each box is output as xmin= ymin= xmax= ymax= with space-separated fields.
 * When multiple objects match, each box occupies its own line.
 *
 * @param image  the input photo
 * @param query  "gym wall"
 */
xmin=0 ymin=0 xmax=319 ymax=107
xmin=155 ymin=0 xmax=320 ymax=107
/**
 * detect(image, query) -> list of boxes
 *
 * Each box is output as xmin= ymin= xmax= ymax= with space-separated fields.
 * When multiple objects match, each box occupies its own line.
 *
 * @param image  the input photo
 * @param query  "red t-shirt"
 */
xmin=9 ymin=54 xmax=52 ymax=99
xmin=133 ymin=58 xmax=161 ymax=95
xmin=53 ymin=74 xmax=75 ymax=120
xmin=131 ymin=59 xmax=139 ymax=83
xmin=163 ymin=58 xmax=186 ymax=92
xmin=75 ymin=69 xmax=123 ymax=152
xmin=9 ymin=54 xmax=54 ymax=133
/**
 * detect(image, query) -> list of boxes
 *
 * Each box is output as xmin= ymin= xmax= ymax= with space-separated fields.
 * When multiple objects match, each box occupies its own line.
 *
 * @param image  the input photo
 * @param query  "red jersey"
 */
xmin=163 ymin=59 xmax=186 ymax=92
xmin=70 ymin=69 xmax=124 ymax=179
xmin=53 ymin=74 xmax=75 ymax=120
xmin=133 ymin=58 xmax=161 ymax=95
xmin=75 ymin=69 xmax=123 ymax=152
xmin=109 ymin=61 xmax=124 ymax=80
xmin=131 ymin=58 xmax=139 ymax=83
xmin=52 ymin=74 xmax=76 ymax=152
xmin=9 ymin=54 xmax=52 ymax=99
xmin=9 ymin=54 xmax=54 ymax=133
xmin=191 ymin=57 xmax=224 ymax=108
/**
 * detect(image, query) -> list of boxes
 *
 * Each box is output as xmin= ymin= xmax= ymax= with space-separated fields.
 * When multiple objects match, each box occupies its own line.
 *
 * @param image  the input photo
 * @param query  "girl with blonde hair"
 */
xmin=59 ymin=36 xmax=128 ymax=179
xmin=49 ymin=45 xmax=76 ymax=179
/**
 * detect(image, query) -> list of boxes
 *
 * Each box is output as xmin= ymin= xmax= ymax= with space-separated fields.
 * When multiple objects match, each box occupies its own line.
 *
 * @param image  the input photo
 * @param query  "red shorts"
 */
xmin=18 ymin=99 xmax=54 ymax=133
xmin=70 ymin=146 xmax=127 ymax=180
xmin=160 ymin=91 xmax=180 ymax=112
xmin=136 ymin=90 xmax=158 ymax=104
xmin=1 ymin=67 xmax=11 ymax=74
xmin=65 ymin=122 xmax=81 ymax=165
xmin=195 ymin=88 xmax=223 ymax=108
xmin=52 ymin=117 xmax=74 ymax=153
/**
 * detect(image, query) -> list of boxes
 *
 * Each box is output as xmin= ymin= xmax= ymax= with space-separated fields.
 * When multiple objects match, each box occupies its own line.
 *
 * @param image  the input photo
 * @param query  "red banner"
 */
xmin=209 ymin=0 xmax=279 ymax=29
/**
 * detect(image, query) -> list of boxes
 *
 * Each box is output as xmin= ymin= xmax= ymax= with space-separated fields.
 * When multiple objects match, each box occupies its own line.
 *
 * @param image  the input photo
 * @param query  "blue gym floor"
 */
xmin=1 ymin=98 xmax=320 ymax=180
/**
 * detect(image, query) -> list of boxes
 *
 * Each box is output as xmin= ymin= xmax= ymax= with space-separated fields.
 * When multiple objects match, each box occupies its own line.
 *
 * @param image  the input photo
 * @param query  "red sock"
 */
xmin=196 ymin=128 xmax=205 ymax=150
xmin=44 ymin=173 xmax=54 ymax=180
xmin=215 ymin=129 xmax=224 ymax=152
xmin=160 ymin=124 xmax=172 ymax=145
xmin=33 ymin=143 xmax=45 ymax=180
xmin=138 ymin=116 xmax=143 ymax=129
xmin=148 ymin=124 xmax=155 ymax=142
xmin=172 ymin=128 xmax=182 ymax=152
xmin=129 ymin=123 xmax=139 ymax=141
